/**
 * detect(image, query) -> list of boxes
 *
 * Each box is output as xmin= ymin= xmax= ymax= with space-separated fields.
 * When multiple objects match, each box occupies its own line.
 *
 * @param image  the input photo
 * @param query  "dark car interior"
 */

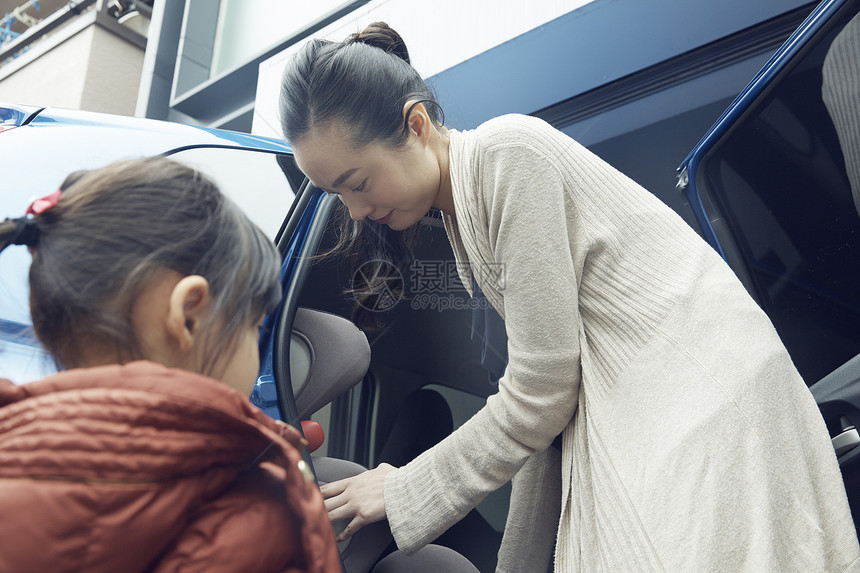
xmin=270 ymin=191 xmax=512 ymax=572
xmin=695 ymin=4 xmax=860 ymax=386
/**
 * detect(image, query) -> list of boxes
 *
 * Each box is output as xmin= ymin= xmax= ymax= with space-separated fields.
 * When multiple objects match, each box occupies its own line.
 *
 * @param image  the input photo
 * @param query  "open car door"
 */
xmin=678 ymin=0 xmax=860 ymax=531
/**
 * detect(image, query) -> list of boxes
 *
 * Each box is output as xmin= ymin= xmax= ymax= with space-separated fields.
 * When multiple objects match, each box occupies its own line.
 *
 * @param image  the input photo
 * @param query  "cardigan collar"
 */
xmin=442 ymin=128 xmax=506 ymax=318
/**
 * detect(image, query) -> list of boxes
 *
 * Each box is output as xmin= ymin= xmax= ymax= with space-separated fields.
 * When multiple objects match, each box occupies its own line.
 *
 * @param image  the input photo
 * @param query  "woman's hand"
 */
xmin=320 ymin=463 xmax=396 ymax=541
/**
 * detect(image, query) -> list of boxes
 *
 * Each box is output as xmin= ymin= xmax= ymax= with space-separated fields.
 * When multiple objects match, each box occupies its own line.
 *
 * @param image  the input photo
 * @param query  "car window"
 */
xmin=696 ymin=6 xmax=860 ymax=385
xmin=167 ymin=148 xmax=297 ymax=239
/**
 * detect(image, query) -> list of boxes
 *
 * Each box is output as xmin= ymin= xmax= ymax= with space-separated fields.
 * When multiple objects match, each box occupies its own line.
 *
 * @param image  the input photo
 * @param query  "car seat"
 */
xmin=281 ymin=308 xmax=391 ymax=572
xmin=266 ymin=307 xmax=478 ymax=573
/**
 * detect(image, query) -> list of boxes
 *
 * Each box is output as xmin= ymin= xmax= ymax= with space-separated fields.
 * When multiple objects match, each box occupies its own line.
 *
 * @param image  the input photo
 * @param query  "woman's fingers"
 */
xmin=323 ymin=488 xmax=349 ymax=512
xmin=317 ymin=463 xmax=397 ymax=540
xmin=319 ymin=478 xmax=349 ymax=498
xmin=338 ymin=515 xmax=366 ymax=542
xmin=326 ymin=499 xmax=356 ymax=523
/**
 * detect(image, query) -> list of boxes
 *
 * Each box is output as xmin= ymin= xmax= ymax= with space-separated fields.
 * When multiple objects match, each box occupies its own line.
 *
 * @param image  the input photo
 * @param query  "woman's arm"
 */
xmin=382 ymin=135 xmax=588 ymax=553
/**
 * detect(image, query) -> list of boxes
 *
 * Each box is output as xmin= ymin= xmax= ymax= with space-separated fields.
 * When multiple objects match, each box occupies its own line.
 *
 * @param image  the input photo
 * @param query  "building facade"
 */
xmin=139 ymin=0 xmax=816 ymax=214
xmin=0 ymin=0 xmax=152 ymax=116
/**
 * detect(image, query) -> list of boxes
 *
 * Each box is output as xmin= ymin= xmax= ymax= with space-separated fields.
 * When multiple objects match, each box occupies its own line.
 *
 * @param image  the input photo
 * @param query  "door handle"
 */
xmin=833 ymin=417 xmax=860 ymax=457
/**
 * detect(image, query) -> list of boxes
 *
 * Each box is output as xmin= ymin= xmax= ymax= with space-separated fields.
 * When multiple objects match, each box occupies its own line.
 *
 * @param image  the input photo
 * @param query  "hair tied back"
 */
xmin=27 ymin=189 xmax=62 ymax=215
xmin=2 ymin=189 xmax=63 ymax=248
xmin=345 ymin=22 xmax=411 ymax=64
xmin=7 ymin=217 xmax=40 ymax=247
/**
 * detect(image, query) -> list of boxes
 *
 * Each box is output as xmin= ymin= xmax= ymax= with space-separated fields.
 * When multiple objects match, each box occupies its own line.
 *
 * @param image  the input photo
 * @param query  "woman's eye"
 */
xmin=353 ymin=180 xmax=367 ymax=192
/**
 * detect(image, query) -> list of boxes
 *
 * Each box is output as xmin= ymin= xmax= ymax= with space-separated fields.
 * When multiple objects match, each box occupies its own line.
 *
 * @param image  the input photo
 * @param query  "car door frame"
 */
xmin=677 ymin=0 xmax=860 ymax=530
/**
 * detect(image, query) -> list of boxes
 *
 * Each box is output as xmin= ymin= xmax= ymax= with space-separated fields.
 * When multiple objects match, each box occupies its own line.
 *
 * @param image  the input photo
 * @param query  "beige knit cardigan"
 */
xmin=383 ymin=114 xmax=860 ymax=572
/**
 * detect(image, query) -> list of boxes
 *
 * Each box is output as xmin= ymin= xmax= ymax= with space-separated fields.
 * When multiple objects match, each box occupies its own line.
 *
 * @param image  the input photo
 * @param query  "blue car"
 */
xmin=2 ymin=0 xmax=860 ymax=570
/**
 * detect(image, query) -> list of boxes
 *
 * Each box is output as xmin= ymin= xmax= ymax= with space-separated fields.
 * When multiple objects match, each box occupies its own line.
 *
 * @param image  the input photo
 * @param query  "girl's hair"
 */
xmin=0 ymin=156 xmax=282 ymax=373
xmin=279 ymin=22 xmax=443 ymax=327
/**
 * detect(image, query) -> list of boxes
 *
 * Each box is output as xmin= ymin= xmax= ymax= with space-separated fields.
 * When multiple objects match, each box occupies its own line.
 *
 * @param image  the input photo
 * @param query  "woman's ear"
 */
xmin=403 ymin=100 xmax=432 ymax=145
xmin=165 ymin=275 xmax=211 ymax=353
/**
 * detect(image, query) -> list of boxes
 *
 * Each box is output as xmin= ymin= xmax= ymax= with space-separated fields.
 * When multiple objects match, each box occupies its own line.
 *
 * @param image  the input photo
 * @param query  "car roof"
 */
xmin=13 ymin=105 xmax=292 ymax=153
xmin=0 ymin=105 xmax=293 ymax=218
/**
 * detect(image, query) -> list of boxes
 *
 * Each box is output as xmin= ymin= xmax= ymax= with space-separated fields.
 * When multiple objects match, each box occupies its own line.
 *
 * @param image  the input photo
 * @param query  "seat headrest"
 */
xmin=290 ymin=308 xmax=371 ymax=419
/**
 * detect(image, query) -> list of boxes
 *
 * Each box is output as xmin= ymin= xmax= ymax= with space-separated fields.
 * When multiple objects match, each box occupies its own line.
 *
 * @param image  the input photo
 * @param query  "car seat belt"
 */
xmin=470 ymin=281 xmax=508 ymax=388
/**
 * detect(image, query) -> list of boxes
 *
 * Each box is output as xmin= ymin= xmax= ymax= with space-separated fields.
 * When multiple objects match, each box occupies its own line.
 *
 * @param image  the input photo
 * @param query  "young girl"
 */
xmin=0 ymin=156 xmax=341 ymax=572
xmin=279 ymin=22 xmax=860 ymax=572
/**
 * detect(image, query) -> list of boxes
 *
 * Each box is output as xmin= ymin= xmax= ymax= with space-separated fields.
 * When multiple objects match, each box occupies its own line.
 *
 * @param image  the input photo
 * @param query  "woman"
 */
xmin=279 ymin=22 xmax=860 ymax=572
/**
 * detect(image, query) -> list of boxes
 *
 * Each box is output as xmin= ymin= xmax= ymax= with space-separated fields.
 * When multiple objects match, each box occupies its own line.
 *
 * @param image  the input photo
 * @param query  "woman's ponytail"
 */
xmin=345 ymin=21 xmax=411 ymax=64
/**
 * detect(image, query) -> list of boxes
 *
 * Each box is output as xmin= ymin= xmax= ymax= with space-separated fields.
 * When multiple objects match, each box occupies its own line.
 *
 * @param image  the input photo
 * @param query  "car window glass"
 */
xmin=167 ymin=148 xmax=297 ymax=239
xmin=698 ymin=5 xmax=860 ymax=384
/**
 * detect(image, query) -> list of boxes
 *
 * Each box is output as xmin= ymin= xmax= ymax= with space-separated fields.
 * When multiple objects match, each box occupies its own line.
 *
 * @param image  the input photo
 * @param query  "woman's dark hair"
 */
xmin=279 ymin=21 xmax=442 ymax=148
xmin=279 ymin=22 xmax=443 ymax=327
xmin=0 ymin=156 xmax=282 ymax=373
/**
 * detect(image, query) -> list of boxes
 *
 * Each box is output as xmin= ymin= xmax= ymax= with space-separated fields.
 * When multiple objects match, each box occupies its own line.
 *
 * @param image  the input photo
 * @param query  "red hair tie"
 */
xmin=26 ymin=189 xmax=62 ymax=216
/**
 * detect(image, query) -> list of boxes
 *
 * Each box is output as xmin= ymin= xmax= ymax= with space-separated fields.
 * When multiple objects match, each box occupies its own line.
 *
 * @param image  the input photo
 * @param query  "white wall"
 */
xmin=0 ymin=24 xmax=92 ymax=109
xmin=80 ymin=26 xmax=145 ymax=115
xmin=0 ymin=15 xmax=144 ymax=116
xmin=252 ymin=0 xmax=593 ymax=138
xmin=211 ymin=0 xmax=345 ymax=76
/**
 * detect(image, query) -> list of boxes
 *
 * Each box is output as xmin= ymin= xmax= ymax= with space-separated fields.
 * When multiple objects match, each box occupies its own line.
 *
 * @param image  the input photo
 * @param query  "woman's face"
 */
xmin=292 ymin=119 xmax=444 ymax=231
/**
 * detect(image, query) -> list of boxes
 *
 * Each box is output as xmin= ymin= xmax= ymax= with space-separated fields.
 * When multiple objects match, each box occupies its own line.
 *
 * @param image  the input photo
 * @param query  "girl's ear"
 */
xmin=403 ymin=100 xmax=432 ymax=145
xmin=165 ymin=275 xmax=211 ymax=353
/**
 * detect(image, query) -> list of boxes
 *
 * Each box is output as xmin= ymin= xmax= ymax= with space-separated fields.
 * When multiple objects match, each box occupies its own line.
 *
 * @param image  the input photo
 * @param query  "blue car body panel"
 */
xmin=253 ymin=189 xmax=327 ymax=421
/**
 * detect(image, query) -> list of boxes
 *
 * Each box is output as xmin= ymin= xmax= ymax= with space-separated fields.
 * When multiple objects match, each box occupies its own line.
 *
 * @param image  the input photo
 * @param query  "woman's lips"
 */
xmin=375 ymin=211 xmax=393 ymax=225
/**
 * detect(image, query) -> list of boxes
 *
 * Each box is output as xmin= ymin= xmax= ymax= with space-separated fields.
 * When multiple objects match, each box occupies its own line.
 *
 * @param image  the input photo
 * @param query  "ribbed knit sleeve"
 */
xmin=384 ymin=118 xmax=587 ymax=554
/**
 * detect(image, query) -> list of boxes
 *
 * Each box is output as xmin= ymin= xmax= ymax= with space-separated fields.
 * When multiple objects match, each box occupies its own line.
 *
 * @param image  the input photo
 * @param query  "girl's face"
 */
xmin=128 ymin=272 xmax=263 ymax=396
xmin=293 ymin=116 xmax=449 ymax=230
xmin=213 ymin=317 xmax=264 ymax=396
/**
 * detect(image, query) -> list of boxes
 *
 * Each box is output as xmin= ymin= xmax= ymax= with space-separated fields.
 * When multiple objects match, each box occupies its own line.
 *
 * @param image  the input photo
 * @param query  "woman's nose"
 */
xmin=341 ymin=195 xmax=373 ymax=221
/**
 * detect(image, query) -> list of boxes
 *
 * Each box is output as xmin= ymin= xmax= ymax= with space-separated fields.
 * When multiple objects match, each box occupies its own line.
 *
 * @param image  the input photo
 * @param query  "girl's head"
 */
xmin=0 ymin=156 xmax=281 ymax=393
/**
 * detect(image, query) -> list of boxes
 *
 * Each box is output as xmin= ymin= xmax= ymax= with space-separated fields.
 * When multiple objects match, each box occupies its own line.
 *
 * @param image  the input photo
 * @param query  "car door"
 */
xmin=678 ymin=0 xmax=860 ymax=529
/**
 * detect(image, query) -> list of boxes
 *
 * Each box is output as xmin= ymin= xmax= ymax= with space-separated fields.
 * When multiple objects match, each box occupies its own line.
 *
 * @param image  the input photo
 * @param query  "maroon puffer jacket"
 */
xmin=0 ymin=361 xmax=341 ymax=572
